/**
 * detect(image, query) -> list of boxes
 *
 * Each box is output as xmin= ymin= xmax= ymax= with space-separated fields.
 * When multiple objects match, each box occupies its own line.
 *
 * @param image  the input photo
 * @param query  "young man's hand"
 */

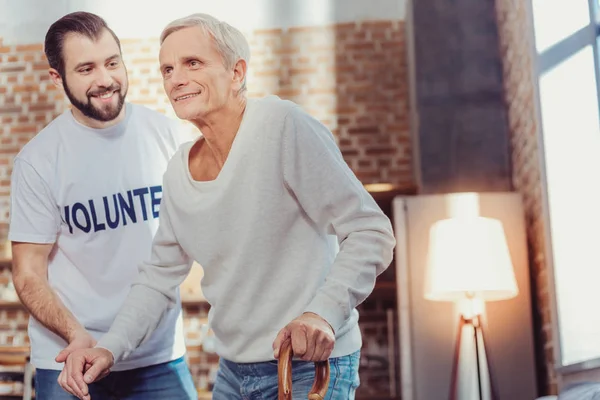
xmin=55 ymin=328 xmax=97 ymax=364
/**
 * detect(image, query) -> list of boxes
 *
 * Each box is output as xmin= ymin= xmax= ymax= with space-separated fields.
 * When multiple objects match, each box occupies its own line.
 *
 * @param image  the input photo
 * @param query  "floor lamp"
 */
xmin=425 ymin=215 xmax=519 ymax=400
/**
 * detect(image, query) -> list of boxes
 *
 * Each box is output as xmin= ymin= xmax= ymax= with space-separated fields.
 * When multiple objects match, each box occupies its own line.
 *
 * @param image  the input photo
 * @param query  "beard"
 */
xmin=63 ymin=78 xmax=127 ymax=122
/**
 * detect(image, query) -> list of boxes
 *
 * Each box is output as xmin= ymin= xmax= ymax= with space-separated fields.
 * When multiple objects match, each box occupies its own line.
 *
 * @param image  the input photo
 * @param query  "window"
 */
xmin=532 ymin=0 xmax=600 ymax=371
xmin=531 ymin=0 xmax=590 ymax=53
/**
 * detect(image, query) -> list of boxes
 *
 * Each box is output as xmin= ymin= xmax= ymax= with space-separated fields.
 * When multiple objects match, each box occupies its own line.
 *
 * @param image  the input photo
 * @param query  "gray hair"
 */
xmin=160 ymin=13 xmax=250 ymax=93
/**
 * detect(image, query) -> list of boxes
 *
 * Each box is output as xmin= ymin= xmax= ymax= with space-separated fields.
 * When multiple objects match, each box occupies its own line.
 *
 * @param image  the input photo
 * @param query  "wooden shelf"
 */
xmin=0 ymin=346 xmax=30 ymax=354
xmin=0 ymin=258 xmax=11 ymax=269
xmin=0 ymin=394 xmax=28 ymax=400
xmin=198 ymin=391 xmax=212 ymax=400
xmin=0 ymin=301 xmax=23 ymax=309
xmin=365 ymin=183 xmax=418 ymax=202
xmin=181 ymin=297 xmax=208 ymax=306
xmin=374 ymin=281 xmax=396 ymax=290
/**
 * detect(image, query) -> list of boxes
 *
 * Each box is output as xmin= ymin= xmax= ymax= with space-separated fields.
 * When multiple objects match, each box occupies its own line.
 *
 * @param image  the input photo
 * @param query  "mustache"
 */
xmin=87 ymin=85 xmax=121 ymax=97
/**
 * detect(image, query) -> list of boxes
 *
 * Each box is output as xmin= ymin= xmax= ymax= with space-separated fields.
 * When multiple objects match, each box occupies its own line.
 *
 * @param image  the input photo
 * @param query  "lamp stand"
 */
xmin=449 ymin=313 xmax=499 ymax=400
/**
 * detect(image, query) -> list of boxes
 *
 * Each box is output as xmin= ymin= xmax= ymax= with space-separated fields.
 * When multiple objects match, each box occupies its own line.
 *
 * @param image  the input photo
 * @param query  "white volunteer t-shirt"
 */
xmin=9 ymin=103 xmax=193 ymax=371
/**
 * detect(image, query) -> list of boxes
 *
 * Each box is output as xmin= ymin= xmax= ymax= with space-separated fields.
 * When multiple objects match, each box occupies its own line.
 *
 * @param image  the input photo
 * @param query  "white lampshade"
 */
xmin=424 ymin=216 xmax=518 ymax=301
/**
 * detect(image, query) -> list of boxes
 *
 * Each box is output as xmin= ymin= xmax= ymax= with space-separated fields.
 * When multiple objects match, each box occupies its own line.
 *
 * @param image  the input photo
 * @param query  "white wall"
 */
xmin=0 ymin=0 xmax=406 ymax=45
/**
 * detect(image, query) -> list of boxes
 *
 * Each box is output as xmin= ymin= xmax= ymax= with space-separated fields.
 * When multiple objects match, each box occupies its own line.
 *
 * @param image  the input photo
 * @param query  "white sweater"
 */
xmin=97 ymin=95 xmax=396 ymax=363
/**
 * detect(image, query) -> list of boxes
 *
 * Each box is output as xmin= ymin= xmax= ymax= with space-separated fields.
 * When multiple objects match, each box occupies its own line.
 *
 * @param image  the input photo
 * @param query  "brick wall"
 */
xmin=0 ymin=19 xmax=412 ymax=228
xmin=0 ymin=20 xmax=410 ymax=392
xmin=495 ymin=0 xmax=555 ymax=394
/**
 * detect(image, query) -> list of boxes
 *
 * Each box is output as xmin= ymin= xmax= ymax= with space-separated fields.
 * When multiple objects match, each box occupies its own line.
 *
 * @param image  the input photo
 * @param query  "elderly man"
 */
xmin=60 ymin=13 xmax=396 ymax=399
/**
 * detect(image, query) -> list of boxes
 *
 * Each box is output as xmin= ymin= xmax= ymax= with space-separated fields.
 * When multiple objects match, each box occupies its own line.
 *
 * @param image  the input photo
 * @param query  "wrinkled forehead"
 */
xmin=159 ymin=26 xmax=221 ymax=63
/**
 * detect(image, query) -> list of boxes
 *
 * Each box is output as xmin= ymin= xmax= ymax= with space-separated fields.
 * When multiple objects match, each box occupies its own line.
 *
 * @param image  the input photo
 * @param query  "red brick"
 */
xmin=0 ymin=106 xmax=21 ymax=114
xmin=10 ymin=124 xmax=37 ymax=133
xmin=0 ymin=64 xmax=26 ymax=73
xmin=308 ymin=44 xmax=336 ymax=52
xmin=366 ymin=147 xmax=396 ymax=156
xmin=334 ymin=22 xmax=356 ymax=32
xmin=0 ymin=146 xmax=19 ymax=154
xmin=370 ymin=31 xmax=388 ymax=41
xmin=254 ymin=28 xmax=283 ymax=35
xmin=345 ymin=42 xmax=375 ymax=51
xmin=132 ymin=98 xmax=155 ymax=105
xmin=275 ymin=88 xmax=301 ymax=97
xmin=16 ymin=44 xmax=42 ymax=52
xmin=362 ymin=21 xmax=394 ymax=30
xmin=274 ymin=47 xmax=301 ymax=56
xmin=131 ymin=58 xmax=159 ymax=65
xmin=289 ymin=67 xmax=318 ymax=75
xmin=336 ymin=106 xmax=359 ymax=115
xmin=13 ymin=84 xmax=39 ymax=93
xmin=348 ymin=126 xmax=380 ymax=135
xmin=254 ymin=69 xmax=279 ymax=77
xmin=33 ymin=61 xmax=49 ymax=71
xmin=29 ymin=104 xmax=55 ymax=112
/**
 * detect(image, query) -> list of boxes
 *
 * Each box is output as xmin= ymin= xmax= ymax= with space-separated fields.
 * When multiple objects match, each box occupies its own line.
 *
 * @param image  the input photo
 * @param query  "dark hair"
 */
xmin=44 ymin=11 xmax=121 ymax=77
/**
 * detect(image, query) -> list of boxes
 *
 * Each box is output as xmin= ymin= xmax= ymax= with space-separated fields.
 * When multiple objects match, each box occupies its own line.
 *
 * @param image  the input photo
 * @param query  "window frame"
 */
xmin=529 ymin=0 xmax=600 ymax=373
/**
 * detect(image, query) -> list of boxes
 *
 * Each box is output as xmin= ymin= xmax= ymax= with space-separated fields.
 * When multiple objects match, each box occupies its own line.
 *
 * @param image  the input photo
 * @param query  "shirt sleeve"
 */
xmin=96 ymin=177 xmax=193 ymax=361
xmin=8 ymin=158 xmax=60 ymax=244
xmin=281 ymin=105 xmax=397 ymax=333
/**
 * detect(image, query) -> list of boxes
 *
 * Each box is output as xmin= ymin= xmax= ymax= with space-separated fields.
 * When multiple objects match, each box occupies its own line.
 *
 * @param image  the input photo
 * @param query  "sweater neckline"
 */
xmin=184 ymin=99 xmax=253 ymax=189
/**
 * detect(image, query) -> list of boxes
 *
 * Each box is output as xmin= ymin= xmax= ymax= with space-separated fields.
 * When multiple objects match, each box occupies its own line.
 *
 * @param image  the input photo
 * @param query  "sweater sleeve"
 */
xmin=281 ymin=106 xmax=396 ymax=333
xmin=96 ymin=178 xmax=192 ymax=362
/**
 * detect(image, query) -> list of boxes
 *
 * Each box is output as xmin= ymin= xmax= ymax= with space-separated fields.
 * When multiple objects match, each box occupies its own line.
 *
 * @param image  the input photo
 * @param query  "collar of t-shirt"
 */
xmin=67 ymin=102 xmax=132 ymax=139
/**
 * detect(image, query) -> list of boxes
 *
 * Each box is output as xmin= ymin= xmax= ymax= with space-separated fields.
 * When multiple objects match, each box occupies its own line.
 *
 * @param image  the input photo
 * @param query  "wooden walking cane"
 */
xmin=277 ymin=338 xmax=331 ymax=400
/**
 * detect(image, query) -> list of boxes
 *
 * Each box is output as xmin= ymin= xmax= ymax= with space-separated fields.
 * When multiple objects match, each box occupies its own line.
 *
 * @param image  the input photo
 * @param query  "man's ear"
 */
xmin=232 ymin=59 xmax=247 ymax=92
xmin=48 ymin=68 xmax=63 ymax=89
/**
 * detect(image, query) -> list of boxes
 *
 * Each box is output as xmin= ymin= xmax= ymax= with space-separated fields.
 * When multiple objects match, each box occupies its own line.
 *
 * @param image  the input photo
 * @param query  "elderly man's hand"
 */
xmin=58 ymin=347 xmax=114 ymax=399
xmin=272 ymin=312 xmax=335 ymax=362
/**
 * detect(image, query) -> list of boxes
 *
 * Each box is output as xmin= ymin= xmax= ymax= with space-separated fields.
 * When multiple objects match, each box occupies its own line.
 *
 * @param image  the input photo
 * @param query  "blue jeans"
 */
xmin=212 ymin=351 xmax=360 ymax=399
xmin=35 ymin=356 xmax=197 ymax=400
